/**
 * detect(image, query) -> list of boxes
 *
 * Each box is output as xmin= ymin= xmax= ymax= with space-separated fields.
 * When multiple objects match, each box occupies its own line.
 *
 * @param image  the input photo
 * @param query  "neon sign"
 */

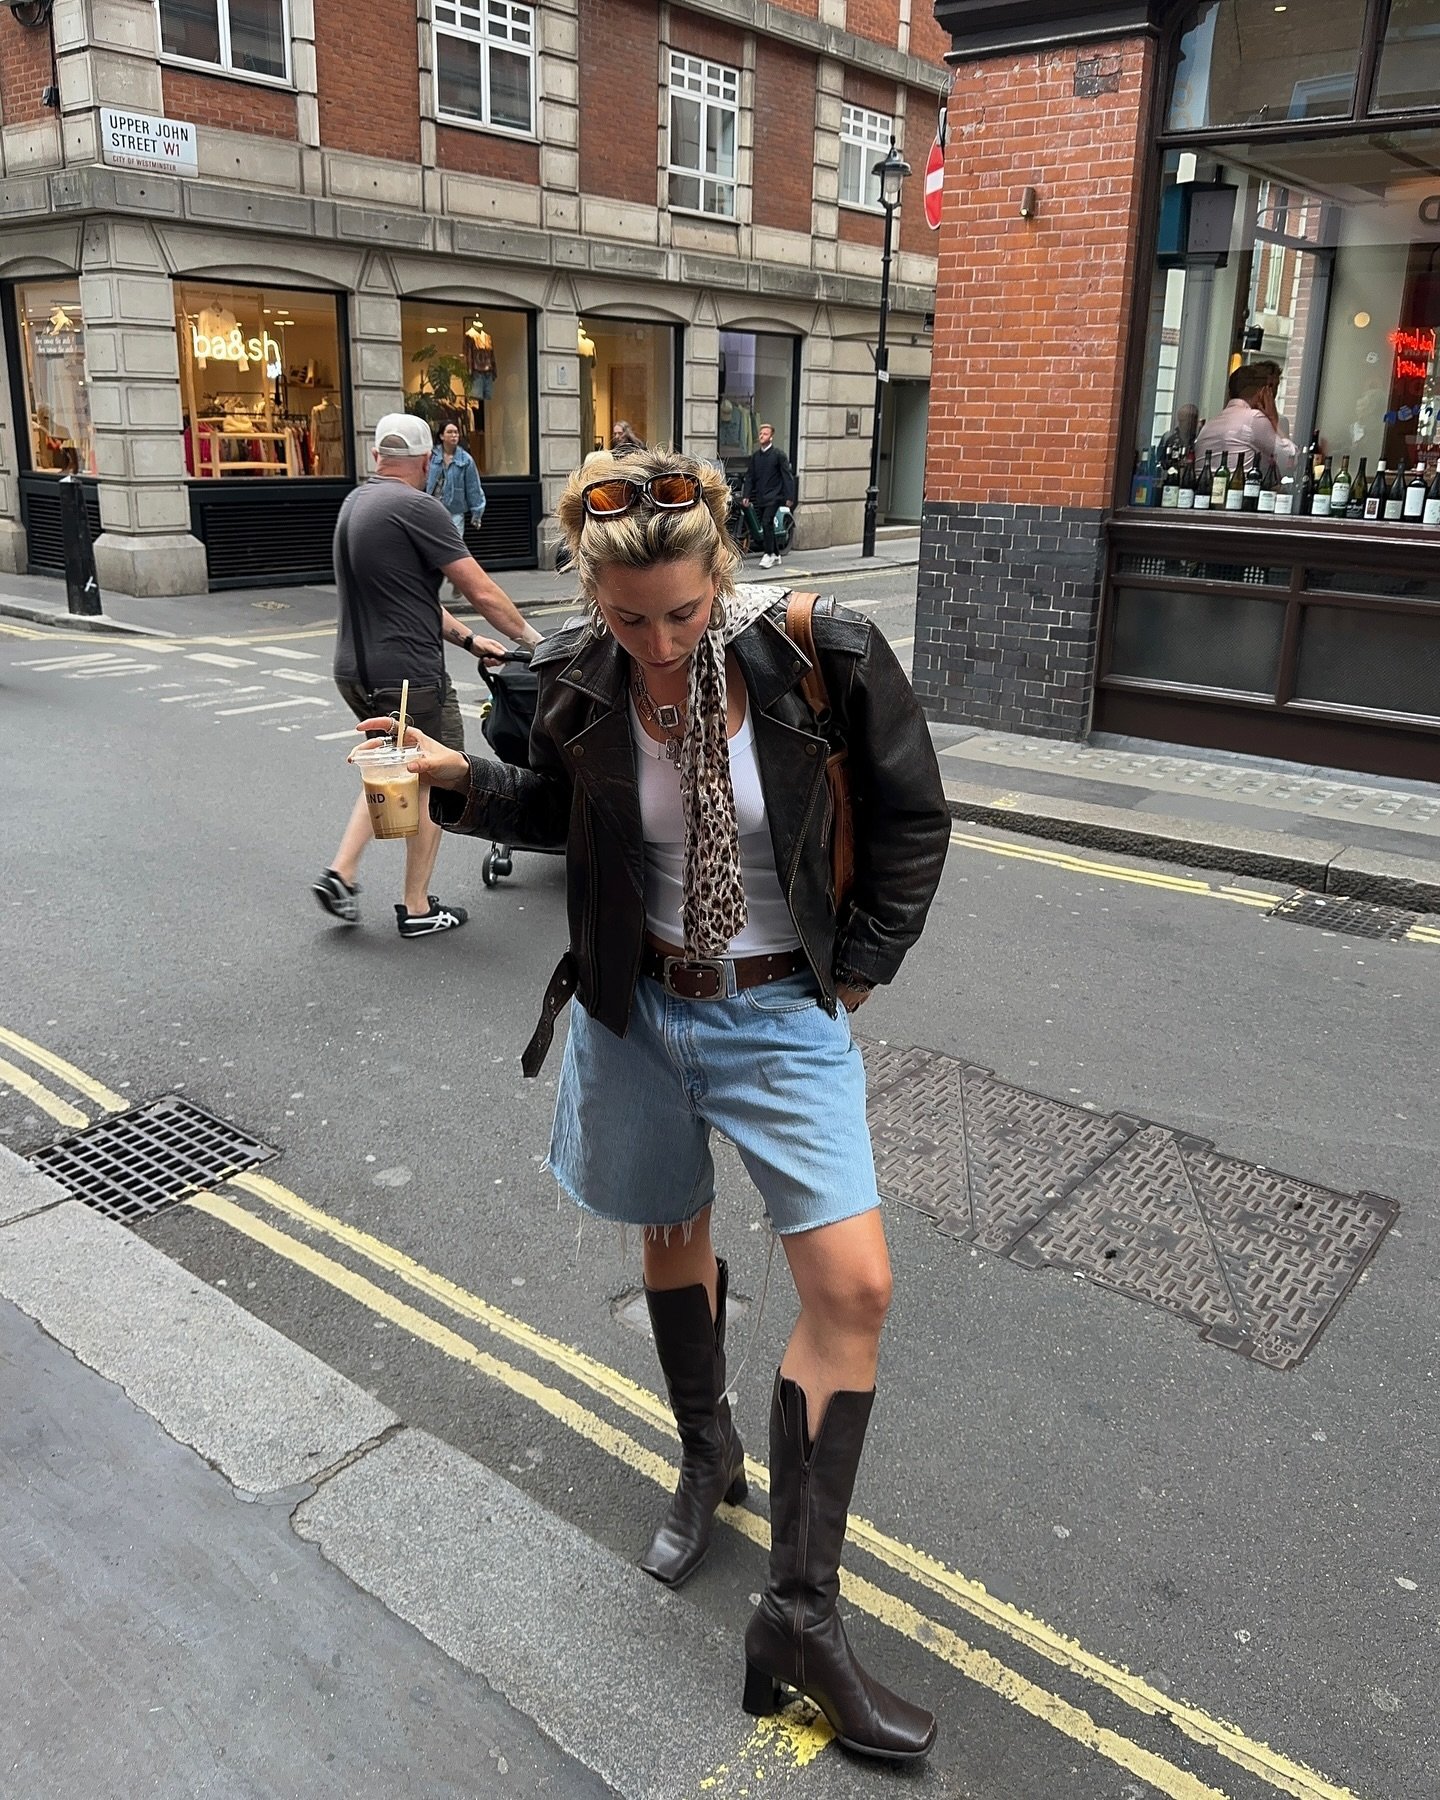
xmin=191 ymin=324 xmax=281 ymax=368
xmin=1389 ymin=327 xmax=1435 ymax=383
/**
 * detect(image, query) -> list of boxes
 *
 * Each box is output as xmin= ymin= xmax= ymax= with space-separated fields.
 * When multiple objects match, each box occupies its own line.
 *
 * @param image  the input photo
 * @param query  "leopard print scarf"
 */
xmin=676 ymin=584 xmax=774 ymax=958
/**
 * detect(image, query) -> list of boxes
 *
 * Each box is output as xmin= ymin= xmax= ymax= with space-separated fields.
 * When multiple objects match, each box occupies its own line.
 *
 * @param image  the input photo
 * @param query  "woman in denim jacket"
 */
xmin=426 ymin=422 xmax=486 ymax=537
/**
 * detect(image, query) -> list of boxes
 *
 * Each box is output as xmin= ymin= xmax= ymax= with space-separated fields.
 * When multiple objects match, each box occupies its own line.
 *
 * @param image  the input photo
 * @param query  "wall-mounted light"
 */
xmin=1019 ymin=185 xmax=1039 ymax=221
xmin=1353 ymin=311 xmax=1371 ymax=329
xmin=4 ymin=0 xmax=55 ymax=26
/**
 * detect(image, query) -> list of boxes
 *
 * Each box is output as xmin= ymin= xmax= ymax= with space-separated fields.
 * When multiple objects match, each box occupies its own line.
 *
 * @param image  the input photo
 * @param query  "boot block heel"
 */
xmin=742 ymin=1661 xmax=782 ymax=1717
xmin=724 ymin=1469 xmax=748 ymax=1506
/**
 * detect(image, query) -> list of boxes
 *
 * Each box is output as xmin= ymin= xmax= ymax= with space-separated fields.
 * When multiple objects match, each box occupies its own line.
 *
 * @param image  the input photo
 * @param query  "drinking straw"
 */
xmin=394 ymin=678 xmax=409 ymax=751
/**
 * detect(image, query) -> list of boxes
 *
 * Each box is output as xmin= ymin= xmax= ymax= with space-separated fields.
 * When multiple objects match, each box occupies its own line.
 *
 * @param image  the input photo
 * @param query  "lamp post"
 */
xmin=862 ymin=139 xmax=911 ymax=558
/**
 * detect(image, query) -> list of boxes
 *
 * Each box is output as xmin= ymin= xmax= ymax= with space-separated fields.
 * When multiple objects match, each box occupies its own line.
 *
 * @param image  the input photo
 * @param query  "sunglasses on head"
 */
xmin=581 ymin=471 xmax=704 ymax=518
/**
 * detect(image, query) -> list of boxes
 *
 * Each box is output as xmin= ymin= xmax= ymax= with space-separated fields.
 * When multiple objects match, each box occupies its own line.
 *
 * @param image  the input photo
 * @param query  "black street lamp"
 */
xmin=861 ymin=139 xmax=911 ymax=559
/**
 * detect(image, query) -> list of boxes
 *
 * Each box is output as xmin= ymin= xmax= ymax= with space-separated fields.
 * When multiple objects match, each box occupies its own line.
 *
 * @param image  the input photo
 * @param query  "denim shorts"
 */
xmin=547 ymin=971 xmax=880 ymax=1236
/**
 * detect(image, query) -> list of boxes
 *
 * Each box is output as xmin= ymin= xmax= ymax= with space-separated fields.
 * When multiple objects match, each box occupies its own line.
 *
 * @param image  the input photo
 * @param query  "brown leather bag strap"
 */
xmin=784 ymin=590 xmax=828 ymax=718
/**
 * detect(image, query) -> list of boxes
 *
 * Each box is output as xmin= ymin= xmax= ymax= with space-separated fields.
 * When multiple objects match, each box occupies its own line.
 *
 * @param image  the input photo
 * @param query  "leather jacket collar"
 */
xmin=555 ymin=603 xmax=812 ymax=717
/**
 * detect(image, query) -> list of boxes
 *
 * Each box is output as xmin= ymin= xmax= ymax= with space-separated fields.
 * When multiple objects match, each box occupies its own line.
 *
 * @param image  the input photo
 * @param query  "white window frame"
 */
xmin=667 ymin=50 xmax=740 ymax=220
xmin=433 ymin=0 xmax=537 ymax=138
xmin=154 ymin=0 xmax=293 ymax=86
xmin=839 ymin=103 xmax=895 ymax=212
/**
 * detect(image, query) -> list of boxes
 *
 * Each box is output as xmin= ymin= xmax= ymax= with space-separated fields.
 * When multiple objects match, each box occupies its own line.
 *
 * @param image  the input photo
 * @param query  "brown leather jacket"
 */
xmin=432 ymin=596 xmax=950 ymax=1073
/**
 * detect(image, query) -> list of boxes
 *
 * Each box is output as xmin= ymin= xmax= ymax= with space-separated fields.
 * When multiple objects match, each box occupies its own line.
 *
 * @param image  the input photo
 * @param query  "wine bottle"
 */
xmin=1364 ymin=460 xmax=1388 ymax=520
xmin=1298 ymin=458 xmax=1316 ymax=516
xmin=1311 ymin=456 xmax=1334 ymax=518
xmin=1330 ymin=453 xmax=1352 ymax=515
xmin=1242 ymin=453 xmax=1262 ymax=511
xmin=1403 ymin=460 xmax=1427 ymax=521
xmin=1345 ymin=457 xmax=1367 ymax=520
xmin=1129 ymin=452 xmax=1155 ymax=507
xmin=1257 ymin=458 xmax=1279 ymax=514
xmin=1211 ymin=453 xmax=1230 ymax=509
xmin=1425 ymin=463 xmax=1440 ymax=528
xmin=1384 ymin=460 xmax=1406 ymax=521
xmin=1225 ymin=454 xmax=1246 ymax=511
xmin=1161 ymin=460 xmax=1180 ymax=507
xmin=1305 ymin=433 xmax=1324 ymax=482
xmin=1193 ymin=451 xmax=1214 ymax=511
xmin=1177 ymin=454 xmax=1196 ymax=509
xmin=1273 ymin=471 xmax=1295 ymax=515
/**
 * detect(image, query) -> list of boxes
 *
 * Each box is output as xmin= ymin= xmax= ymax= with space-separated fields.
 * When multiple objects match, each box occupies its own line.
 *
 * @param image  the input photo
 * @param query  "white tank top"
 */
xmin=630 ymin=695 xmax=802 ymax=955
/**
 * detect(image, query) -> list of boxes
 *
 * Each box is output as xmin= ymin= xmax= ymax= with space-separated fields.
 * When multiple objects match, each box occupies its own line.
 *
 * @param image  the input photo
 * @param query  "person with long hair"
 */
xmin=364 ymin=448 xmax=950 ymax=1761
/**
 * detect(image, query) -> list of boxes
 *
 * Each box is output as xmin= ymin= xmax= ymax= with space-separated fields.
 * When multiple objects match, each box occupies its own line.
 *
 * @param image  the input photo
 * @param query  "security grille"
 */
xmin=29 ymin=1096 xmax=276 ymax=1222
xmin=1265 ymin=891 xmax=1415 ymax=940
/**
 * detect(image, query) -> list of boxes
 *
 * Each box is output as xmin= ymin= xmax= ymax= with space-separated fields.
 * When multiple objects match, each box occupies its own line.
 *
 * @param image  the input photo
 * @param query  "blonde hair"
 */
xmin=556 ymin=448 xmax=739 ymax=602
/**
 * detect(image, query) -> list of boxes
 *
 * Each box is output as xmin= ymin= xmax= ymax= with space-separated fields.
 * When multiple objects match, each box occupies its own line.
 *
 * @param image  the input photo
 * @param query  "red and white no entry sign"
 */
xmin=923 ymin=137 xmax=944 ymax=230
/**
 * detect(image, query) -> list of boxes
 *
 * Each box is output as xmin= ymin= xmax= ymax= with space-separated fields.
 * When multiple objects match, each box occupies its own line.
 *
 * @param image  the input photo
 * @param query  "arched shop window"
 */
xmin=400 ymin=302 xmax=534 ymax=477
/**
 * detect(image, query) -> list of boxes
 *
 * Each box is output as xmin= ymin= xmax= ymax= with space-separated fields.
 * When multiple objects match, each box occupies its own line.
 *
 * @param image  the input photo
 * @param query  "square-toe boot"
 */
xmin=639 ymin=1258 xmax=747 ymax=1586
xmin=743 ymin=1373 xmax=936 ymax=1761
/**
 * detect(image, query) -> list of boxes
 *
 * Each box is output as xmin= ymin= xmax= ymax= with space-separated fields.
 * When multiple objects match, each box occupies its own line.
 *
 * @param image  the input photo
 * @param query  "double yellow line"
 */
xmin=0 ymin=1023 xmax=1369 ymax=1800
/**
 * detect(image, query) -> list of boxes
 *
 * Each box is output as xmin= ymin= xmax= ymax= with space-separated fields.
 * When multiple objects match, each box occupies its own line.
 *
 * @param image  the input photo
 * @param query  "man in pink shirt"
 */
xmin=1193 ymin=364 xmax=1298 ymax=473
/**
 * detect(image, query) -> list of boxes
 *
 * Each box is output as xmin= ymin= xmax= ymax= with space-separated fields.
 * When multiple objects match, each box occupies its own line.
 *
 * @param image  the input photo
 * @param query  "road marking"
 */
xmin=0 ymin=1056 xmax=88 ymax=1128
xmin=70 ymin=661 xmax=161 ymax=679
xmin=214 ymin=696 xmax=328 ymax=715
xmin=250 ymin=644 xmax=321 ymax=660
xmin=949 ymin=829 xmax=1282 ymax=907
xmin=158 ymin=686 xmax=239 ymax=703
xmin=0 ymin=1027 xmax=128 ymax=1112
xmin=268 ymin=668 xmax=328 ymax=685
xmin=890 ymin=634 xmax=915 ymax=649
xmin=225 ymin=1168 xmax=1360 ymax=1800
xmin=314 ymin=727 xmax=360 ymax=741
xmin=17 ymin=650 xmax=126 ymax=671
xmin=0 ymin=621 xmax=50 ymax=639
xmin=190 ymin=1185 xmax=1232 ymax=1800
xmin=186 ymin=652 xmax=256 ymax=669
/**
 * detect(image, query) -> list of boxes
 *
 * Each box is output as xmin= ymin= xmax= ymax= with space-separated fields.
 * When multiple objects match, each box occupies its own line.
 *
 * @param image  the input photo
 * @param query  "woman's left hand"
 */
xmin=836 ymin=983 xmax=871 ymax=1014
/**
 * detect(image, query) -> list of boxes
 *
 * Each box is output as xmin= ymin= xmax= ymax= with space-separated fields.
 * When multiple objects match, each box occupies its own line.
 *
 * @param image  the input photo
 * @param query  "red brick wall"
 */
xmin=909 ymin=4 xmax=951 ymax=67
xmin=927 ymin=39 xmax=1157 ymax=507
xmin=580 ymin=0 xmax=659 ymax=206
xmin=437 ymin=124 xmax=540 ymax=185
xmin=669 ymin=8 xmax=745 ymax=66
xmin=752 ymin=40 xmax=815 ymax=235
xmin=162 ymin=66 xmax=298 ymax=139
xmin=842 ymin=67 xmax=898 ymax=114
xmin=769 ymin=0 xmax=820 ymax=16
xmin=315 ymin=0 xmax=419 ymax=160
xmin=847 ymin=0 xmax=901 ymax=50
xmin=0 ymin=15 xmax=51 ymax=125
xmin=840 ymin=205 xmax=885 ymax=247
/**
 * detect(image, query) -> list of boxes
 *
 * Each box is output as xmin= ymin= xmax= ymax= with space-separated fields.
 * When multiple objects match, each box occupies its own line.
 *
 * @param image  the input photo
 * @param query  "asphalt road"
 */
xmin=2 ymin=573 xmax=1437 ymax=1800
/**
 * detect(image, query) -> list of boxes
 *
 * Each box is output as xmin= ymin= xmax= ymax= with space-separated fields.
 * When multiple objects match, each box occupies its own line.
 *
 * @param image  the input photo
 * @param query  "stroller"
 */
xmin=476 ymin=648 xmax=542 ymax=886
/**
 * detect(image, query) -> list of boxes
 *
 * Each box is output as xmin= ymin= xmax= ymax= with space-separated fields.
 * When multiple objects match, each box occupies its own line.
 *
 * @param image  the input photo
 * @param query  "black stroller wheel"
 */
xmin=482 ymin=849 xmax=500 ymax=887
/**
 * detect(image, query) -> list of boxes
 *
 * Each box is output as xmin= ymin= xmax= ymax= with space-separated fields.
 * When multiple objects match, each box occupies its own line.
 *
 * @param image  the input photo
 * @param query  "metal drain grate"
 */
xmin=29 ymin=1096 xmax=276 ymax=1222
xmin=1265 ymin=891 xmax=1414 ymax=940
xmin=861 ymin=1043 xmax=1398 ymax=1368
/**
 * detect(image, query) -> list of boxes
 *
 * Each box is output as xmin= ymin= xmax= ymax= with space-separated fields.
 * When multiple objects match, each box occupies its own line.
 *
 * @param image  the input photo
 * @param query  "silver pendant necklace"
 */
xmin=632 ymin=668 xmax=685 ymax=763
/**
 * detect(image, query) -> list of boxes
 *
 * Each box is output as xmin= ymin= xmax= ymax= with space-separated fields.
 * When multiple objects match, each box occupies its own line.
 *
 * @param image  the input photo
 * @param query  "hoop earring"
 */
xmin=587 ymin=599 xmax=608 ymax=637
xmin=709 ymin=596 xmax=727 ymax=632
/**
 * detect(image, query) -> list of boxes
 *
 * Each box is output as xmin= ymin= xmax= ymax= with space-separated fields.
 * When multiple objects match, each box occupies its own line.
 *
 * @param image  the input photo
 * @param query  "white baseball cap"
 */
xmin=373 ymin=413 xmax=432 ymax=457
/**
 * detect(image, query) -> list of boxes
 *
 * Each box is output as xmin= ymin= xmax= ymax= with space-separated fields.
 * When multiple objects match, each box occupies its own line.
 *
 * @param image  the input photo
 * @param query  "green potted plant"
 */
xmin=405 ymin=350 xmax=469 ymax=428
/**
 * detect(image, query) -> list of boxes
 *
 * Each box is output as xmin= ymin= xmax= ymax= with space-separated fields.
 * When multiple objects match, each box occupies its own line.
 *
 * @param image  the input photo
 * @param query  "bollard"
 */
xmin=59 ymin=474 xmax=103 ymax=617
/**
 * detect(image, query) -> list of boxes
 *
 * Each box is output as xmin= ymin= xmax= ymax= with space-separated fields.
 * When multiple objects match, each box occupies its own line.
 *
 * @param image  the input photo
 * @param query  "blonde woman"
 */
xmin=369 ymin=449 xmax=949 ymax=1761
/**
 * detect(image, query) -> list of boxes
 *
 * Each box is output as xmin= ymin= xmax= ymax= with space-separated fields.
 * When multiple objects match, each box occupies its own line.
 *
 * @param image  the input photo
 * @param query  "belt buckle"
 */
xmin=663 ymin=955 xmax=727 ymax=999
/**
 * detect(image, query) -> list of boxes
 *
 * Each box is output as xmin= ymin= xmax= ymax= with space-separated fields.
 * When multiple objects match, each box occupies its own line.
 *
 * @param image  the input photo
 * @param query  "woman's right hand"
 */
xmin=354 ymin=720 xmax=470 ymax=790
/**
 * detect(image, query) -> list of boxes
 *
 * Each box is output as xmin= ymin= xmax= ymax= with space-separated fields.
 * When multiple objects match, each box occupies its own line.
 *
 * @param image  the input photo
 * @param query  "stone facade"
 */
xmin=0 ymin=0 xmax=946 ymax=595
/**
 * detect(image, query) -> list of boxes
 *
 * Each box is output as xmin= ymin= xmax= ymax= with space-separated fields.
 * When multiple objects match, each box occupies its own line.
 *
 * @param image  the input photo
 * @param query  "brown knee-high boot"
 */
xmin=639 ymin=1257 xmax=747 ymax=1586
xmin=743 ymin=1373 xmax=936 ymax=1761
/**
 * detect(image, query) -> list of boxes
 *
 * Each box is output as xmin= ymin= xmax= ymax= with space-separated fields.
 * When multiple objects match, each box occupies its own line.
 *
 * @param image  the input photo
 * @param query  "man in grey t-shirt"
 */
xmin=314 ymin=413 xmax=542 ymax=938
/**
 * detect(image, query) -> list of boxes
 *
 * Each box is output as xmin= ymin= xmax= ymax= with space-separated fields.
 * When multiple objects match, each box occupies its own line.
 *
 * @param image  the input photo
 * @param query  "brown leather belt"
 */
xmin=642 ymin=935 xmax=809 ymax=1000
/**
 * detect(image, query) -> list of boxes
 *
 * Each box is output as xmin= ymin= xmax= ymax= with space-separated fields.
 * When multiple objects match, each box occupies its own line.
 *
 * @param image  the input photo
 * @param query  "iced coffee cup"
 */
xmin=351 ymin=741 xmax=421 ymax=839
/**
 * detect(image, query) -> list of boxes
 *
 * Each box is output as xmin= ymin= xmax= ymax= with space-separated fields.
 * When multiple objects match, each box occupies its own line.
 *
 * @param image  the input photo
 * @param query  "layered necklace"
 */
xmin=631 ymin=666 xmax=687 ymax=763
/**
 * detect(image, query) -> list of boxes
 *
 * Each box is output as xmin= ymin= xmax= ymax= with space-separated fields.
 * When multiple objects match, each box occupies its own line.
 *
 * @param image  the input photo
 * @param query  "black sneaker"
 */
xmin=396 ymin=897 xmax=468 ymax=938
xmin=312 ymin=868 xmax=360 ymax=924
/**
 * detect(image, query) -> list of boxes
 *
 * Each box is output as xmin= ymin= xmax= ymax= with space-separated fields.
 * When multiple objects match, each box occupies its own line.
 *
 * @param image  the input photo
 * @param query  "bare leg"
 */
xmin=777 ymin=1208 xmax=892 ymax=1432
xmin=642 ymin=1206 xmax=718 ymax=1318
xmin=401 ymin=805 xmax=444 ymax=915
xmin=331 ymin=790 xmax=373 ymax=887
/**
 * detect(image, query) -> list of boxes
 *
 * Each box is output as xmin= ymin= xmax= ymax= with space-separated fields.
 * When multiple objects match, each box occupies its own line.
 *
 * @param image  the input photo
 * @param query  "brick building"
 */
xmin=0 ymin=0 xmax=946 ymax=594
xmin=919 ymin=0 xmax=1440 ymax=782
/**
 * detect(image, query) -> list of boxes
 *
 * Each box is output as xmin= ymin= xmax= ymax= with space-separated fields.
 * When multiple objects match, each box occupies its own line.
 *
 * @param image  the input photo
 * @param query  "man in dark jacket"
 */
xmin=741 ymin=423 xmax=797 ymax=568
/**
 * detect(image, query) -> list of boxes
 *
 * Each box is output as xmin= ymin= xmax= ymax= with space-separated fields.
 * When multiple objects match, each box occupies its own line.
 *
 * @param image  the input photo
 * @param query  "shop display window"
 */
xmin=175 ymin=282 xmax=346 ymax=479
xmin=13 ymin=281 xmax=96 ymax=476
xmin=1167 ymin=0 xmax=1368 ymax=131
xmin=400 ymin=302 xmax=533 ymax=476
xmin=578 ymin=319 xmax=678 ymax=454
xmin=717 ymin=331 xmax=799 ymax=474
xmin=1133 ymin=130 xmax=1440 ymax=508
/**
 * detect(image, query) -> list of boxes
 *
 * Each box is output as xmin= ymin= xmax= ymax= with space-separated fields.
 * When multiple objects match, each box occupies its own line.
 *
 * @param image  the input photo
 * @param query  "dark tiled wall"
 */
xmin=913 ymin=501 xmax=1105 ymax=739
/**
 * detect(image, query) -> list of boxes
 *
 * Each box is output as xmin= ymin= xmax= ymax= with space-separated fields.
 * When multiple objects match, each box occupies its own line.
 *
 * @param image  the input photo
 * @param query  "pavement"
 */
xmin=7 ymin=532 xmax=1440 ymax=917
xmin=0 ymin=1148 xmax=867 ymax=1800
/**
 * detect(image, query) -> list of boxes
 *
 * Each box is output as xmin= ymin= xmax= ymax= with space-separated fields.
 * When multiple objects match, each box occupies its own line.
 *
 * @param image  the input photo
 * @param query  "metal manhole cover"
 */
xmin=1012 ymin=1128 xmax=1397 ymax=1368
xmin=29 ymin=1096 xmax=276 ymax=1222
xmin=1265 ymin=891 xmax=1414 ymax=940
